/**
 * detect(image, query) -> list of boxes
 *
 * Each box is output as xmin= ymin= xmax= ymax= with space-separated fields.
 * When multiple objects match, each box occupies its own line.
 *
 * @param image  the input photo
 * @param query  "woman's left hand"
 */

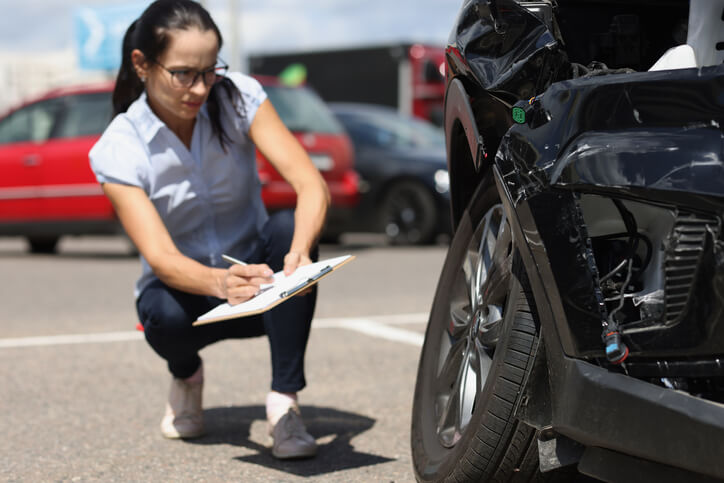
xmin=283 ymin=251 xmax=312 ymax=276
xmin=283 ymin=251 xmax=314 ymax=296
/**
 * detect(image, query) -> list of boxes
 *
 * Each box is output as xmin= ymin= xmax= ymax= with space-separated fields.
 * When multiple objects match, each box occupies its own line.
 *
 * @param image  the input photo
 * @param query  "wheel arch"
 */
xmin=444 ymin=77 xmax=559 ymax=434
xmin=444 ymin=77 xmax=513 ymax=231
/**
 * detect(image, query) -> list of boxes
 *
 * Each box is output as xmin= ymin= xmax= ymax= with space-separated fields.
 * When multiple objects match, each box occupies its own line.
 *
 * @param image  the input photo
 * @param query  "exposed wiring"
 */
xmin=607 ymin=258 xmax=634 ymax=327
xmin=593 ymin=231 xmax=653 ymax=275
xmin=599 ymin=258 xmax=628 ymax=283
xmin=602 ymin=257 xmax=632 ymax=365
xmin=599 ymin=199 xmax=638 ymax=364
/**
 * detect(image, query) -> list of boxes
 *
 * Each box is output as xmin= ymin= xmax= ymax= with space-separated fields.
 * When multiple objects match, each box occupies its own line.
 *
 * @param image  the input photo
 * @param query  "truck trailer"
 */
xmin=249 ymin=43 xmax=446 ymax=125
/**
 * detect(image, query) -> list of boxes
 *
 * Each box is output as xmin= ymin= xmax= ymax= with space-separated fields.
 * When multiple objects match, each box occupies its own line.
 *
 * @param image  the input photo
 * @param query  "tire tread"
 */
xmin=450 ymin=281 xmax=541 ymax=482
xmin=412 ymin=178 xmax=551 ymax=482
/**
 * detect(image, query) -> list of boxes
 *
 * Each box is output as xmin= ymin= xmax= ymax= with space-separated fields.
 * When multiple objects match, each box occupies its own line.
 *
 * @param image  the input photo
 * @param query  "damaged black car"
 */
xmin=411 ymin=0 xmax=724 ymax=482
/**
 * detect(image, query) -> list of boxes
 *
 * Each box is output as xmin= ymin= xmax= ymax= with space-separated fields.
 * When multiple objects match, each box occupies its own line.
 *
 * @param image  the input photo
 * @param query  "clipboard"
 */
xmin=193 ymin=254 xmax=355 ymax=325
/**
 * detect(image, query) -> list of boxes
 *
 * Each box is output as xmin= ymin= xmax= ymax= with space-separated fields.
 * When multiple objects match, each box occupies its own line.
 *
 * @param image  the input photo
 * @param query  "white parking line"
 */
xmin=328 ymin=319 xmax=425 ymax=347
xmin=0 ymin=331 xmax=144 ymax=348
xmin=313 ymin=312 xmax=428 ymax=327
xmin=0 ymin=313 xmax=429 ymax=349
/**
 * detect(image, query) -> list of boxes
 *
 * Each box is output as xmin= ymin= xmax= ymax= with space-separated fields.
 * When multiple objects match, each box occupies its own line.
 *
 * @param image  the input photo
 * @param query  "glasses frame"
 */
xmin=150 ymin=58 xmax=229 ymax=88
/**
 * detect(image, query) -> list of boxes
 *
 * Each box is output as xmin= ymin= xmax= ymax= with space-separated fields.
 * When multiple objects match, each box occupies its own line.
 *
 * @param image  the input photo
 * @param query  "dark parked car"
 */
xmin=328 ymin=103 xmax=451 ymax=244
xmin=411 ymin=1 xmax=724 ymax=482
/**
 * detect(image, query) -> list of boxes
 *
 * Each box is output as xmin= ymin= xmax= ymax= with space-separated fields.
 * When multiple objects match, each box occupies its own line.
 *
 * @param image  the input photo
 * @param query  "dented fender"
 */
xmin=497 ymin=65 xmax=724 ymax=210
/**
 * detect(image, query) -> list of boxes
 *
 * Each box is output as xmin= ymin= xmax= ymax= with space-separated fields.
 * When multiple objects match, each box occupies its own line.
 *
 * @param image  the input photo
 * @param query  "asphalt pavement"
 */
xmin=0 ymin=234 xmax=448 ymax=482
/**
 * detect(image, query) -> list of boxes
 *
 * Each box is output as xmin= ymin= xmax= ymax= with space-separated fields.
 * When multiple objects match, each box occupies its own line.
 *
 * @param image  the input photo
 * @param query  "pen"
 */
xmin=222 ymin=254 xmax=248 ymax=266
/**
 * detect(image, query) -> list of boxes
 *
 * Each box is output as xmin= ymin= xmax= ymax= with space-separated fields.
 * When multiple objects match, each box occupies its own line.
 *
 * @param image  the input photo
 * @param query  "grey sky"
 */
xmin=1 ymin=0 xmax=462 ymax=55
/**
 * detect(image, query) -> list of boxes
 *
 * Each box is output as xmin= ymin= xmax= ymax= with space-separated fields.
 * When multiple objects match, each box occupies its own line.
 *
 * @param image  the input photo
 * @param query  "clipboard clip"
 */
xmin=279 ymin=265 xmax=332 ymax=298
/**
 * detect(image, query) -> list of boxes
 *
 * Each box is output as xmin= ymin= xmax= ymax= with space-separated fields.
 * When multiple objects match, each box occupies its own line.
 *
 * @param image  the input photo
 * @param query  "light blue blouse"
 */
xmin=89 ymin=73 xmax=269 ymax=297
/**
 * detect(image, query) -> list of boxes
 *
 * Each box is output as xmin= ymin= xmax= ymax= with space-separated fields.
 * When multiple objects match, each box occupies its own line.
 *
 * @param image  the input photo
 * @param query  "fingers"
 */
xmin=283 ymin=252 xmax=300 ymax=275
xmin=225 ymin=263 xmax=273 ymax=305
xmin=226 ymin=284 xmax=260 ymax=305
xmin=283 ymin=251 xmax=314 ymax=296
xmin=228 ymin=263 xmax=273 ymax=279
xmin=283 ymin=251 xmax=312 ymax=275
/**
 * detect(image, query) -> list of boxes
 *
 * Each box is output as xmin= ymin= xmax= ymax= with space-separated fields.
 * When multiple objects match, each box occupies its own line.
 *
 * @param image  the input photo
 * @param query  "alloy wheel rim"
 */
xmin=433 ymin=204 xmax=512 ymax=448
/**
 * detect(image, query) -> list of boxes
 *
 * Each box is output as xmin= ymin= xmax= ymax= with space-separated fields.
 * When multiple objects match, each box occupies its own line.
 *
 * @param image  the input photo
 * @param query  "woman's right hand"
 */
xmin=223 ymin=264 xmax=274 ymax=305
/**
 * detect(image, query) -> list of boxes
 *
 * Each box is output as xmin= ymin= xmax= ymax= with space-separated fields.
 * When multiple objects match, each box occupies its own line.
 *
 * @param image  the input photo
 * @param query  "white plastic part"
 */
xmin=687 ymin=0 xmax=724 ymax=67
xmin=649 ymin=44 xmax=698 ymax=71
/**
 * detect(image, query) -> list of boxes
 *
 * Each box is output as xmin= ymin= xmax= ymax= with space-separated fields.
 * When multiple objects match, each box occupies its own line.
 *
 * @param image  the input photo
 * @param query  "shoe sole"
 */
xmin=272 ymin=448 xmax=317 ymax=460
xmin=161 ymin=428 xmax=206 ymax=439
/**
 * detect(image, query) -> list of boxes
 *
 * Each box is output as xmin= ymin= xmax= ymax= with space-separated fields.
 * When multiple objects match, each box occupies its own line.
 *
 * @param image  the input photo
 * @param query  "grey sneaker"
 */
xmin=270 ymin=408 xmax=318 ymax=459
xmin=160 ymin=363 xmax=204 ymax=439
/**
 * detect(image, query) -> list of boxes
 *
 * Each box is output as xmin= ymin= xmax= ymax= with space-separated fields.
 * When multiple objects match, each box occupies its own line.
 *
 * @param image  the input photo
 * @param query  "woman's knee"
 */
xmin=137 ymin=284 xmax=197 ymax=343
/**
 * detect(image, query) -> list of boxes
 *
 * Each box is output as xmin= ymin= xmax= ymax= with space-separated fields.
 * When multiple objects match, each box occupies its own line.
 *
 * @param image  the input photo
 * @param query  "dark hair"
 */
xmin=113 ymin=0 xmax=240 ymax=149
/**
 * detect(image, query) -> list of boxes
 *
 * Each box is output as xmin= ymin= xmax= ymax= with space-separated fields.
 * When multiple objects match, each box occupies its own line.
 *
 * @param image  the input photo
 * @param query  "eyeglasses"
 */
xmin=151 ymin=59 xmax=229 ymax=88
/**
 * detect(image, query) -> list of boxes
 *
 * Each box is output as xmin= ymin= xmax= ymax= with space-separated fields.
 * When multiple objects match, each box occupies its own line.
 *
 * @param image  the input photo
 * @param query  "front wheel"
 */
xmin=411 ymin=177 xmax=543 ymax=482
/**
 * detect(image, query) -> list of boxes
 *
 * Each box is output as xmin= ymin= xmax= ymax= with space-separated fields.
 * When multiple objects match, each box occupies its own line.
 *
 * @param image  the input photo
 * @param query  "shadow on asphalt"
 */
xmin=189 ymin=404 xmax=394 ymax=476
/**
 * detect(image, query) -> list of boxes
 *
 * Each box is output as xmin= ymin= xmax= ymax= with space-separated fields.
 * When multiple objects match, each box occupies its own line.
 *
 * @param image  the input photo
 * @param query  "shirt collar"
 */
xmin=126 ymin=92 xmax=165 ymax=144
xmin=125 ymin=92 xmax=210 ymax=144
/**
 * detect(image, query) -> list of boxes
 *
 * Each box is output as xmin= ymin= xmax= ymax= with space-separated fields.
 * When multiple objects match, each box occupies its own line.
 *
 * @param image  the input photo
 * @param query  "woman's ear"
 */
xmin=131 ymin=49 xmax=149 ymax=82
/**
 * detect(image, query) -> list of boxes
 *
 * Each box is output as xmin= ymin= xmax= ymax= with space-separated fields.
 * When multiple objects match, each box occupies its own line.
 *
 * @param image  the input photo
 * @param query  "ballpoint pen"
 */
xmin=223 ymin=253 xmax=276 ymax=293
xmin=222 ymin=254 xmax=247 ymax=266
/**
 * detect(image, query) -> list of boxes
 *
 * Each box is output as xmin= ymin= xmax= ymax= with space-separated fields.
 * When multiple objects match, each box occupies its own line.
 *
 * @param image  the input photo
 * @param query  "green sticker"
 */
xmin=512 ymin=107 xmax=526 ymax=124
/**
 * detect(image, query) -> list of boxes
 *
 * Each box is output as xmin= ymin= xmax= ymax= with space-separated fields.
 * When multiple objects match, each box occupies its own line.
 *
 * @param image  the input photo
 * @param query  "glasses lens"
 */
xmin=173 ymin=71 xmax=195 ymax=87
xmin=203 ymin=69 xmax=218 ymax=86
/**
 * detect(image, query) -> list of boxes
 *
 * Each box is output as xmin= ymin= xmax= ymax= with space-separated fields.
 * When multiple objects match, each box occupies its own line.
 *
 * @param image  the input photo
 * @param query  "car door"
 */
xmin=0 ymin=98 xmax=64 ymax=223
xmin=40 ymin=92 xmax=114 ymax=221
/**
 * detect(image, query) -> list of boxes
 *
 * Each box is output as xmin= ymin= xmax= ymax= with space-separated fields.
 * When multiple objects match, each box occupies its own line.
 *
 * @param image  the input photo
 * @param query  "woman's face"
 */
xmin=135 ymin=27 xmax=219 ymax=131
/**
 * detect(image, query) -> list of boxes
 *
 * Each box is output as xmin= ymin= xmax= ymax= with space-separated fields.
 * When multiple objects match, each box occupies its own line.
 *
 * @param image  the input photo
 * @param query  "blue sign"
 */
xmin=74 ymin=3 xmax=147 ymax=71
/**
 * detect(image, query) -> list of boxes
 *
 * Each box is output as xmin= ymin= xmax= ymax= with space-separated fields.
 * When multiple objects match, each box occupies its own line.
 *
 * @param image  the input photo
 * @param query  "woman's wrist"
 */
xmin=288 ymin=248 xmax=309 ymax=259
xmin=210 ymin=267 xmax=228 ymax=299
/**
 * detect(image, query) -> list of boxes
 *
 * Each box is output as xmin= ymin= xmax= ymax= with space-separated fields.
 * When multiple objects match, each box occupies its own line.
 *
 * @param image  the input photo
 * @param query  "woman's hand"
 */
xmin=224 ymin=264 xmax=274 ymax=305
xmin=283 ymin=251 xmax=312 ymax=276
xmin=283 ymin=251 xmax=315 ymax=296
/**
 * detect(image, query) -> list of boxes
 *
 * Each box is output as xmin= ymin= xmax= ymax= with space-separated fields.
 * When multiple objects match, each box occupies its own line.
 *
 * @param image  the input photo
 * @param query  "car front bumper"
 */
xmin=546 ymin=356 xmax=724 ymax=480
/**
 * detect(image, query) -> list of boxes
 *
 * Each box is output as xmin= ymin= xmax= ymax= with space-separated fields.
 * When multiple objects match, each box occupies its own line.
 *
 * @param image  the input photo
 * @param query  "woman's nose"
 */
xmin=189 ymin=75 xmax=210 ymax=96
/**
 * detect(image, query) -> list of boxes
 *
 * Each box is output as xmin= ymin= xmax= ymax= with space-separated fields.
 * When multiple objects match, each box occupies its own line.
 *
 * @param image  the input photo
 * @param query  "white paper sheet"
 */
xmin=194 ymin=254 xmax=353 ymax=324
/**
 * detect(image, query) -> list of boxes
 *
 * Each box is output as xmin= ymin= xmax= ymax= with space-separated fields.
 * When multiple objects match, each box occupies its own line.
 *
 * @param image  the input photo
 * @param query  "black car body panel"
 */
xmin=441 ymin=0 xmax=724 ymax=479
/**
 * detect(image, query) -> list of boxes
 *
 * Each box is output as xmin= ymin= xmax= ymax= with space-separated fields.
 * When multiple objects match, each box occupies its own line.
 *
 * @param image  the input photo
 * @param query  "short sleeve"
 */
xmin=224 ymin=72 xmax=268 ymax=133
xmin=88 ymin=115 xmax=149 ymax=191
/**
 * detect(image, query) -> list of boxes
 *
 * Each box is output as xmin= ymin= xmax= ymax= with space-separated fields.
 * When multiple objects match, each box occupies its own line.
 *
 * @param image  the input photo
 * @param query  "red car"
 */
xmin=0 ymin=78 xmax=358 ymax=253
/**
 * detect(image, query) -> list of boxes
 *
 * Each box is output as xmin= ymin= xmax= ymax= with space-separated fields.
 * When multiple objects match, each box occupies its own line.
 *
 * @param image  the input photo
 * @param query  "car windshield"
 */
xmin=264 ymin=85 xmax=344 ymax=134
xmin=52 ymin=92 xmax=112 ymax=139
xmin=334 ymin=108 xmax=445 ymax=150
xmin=0 ymin=98 xmax=65 ymax=143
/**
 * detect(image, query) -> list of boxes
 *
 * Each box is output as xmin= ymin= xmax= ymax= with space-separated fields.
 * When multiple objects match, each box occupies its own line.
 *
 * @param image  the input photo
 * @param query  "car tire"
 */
xmin=27 ymin=236 xmax=59 ymax=254
xmin=411 ymin=175 xmax=565 ymax=482
xmin=379 ymin=179 xmax=438 ymax=245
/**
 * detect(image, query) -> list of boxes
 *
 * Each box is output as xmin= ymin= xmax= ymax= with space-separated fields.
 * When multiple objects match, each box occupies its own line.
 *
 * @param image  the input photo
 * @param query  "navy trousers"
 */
xmin=136 ymin=210 xmax=317 ymax=393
